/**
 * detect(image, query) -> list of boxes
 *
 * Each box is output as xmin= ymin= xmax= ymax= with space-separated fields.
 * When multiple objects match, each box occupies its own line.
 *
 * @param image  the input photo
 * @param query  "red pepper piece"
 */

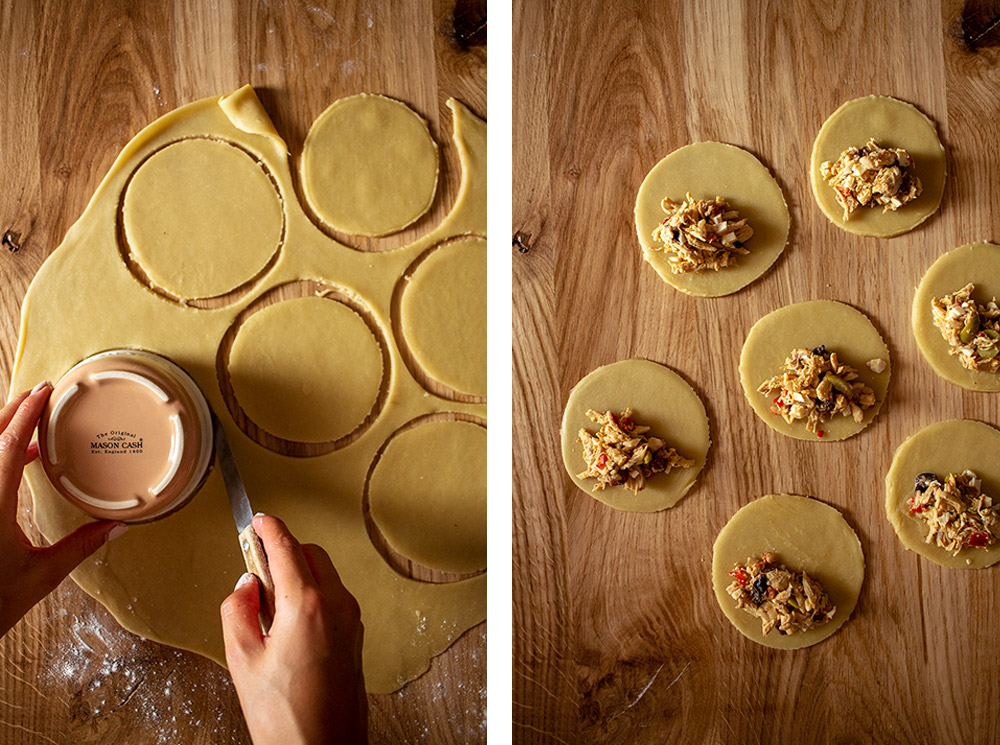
xmin=596 ymin=453 xmax=608 ymax=469
xmin=621 ymin=417 xmax=633 ymax=431
xmin=817 ymin=430 xmax=825 ymax=438
xmin=967 ymin=532 xmax=990 ymax=548
xmin=728 ymin=568 xmax=748 ymax=588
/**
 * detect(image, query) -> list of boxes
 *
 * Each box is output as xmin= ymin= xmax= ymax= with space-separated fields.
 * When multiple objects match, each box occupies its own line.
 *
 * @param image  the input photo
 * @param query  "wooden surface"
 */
xmin=513 ymin=1 xmax=1000 ymax=743
xmin=0 ymin=2 xmax=485 ymax=743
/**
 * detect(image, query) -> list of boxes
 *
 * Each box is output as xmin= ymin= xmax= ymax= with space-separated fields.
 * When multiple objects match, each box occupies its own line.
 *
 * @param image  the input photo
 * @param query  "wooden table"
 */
xmin=514 ymin=1 xmax=1000 ymax=742
xmin=0 ymin=2 xmax=485 ymax=743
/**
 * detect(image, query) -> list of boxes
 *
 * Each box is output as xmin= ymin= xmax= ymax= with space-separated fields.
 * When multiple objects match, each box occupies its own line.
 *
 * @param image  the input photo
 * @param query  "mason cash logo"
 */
xmin=91 ymin=430 xmax=144 ymax=456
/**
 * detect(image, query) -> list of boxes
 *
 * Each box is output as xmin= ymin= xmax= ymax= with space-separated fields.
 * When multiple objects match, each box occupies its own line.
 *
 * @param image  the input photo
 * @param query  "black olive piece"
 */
xmin=914 ymin=473 xmax=939 ymax=493
xmin=670 ymin=228 xmax=680 ymax=240
xmin=733 ymin=240 xmax=743 ymax=248
xmin=812 ymin=344 xmax=828 ymax=357
xmin=749 ymin=573 xmax=769 ymax=606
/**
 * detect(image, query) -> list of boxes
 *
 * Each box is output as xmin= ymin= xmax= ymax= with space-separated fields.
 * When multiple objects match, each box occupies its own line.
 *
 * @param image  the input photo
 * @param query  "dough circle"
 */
xmin=399 ymin=237 xmax=486 ymax=396
xmin=560 ymin=359 xmax=710 ymax=512
xmin=810 ymin=95 xmax=946 ymax=237
xmin=122 ymin=138 xmax=283 ymax=299
xmin=368 ymin=419 xmax=486 ymax=575
xmin=739 ymin=300 xmax=890 ymax=441
xmin=912 ymin=242 xmax=1000 ymax=392
xmin=634 ymin=142 xmax=790 ymax=297
xmin=301 ymin=94 xmax=439 ymax=237
xmin=712 ymin=493 xmax=865 ymax=649
xmin=228 ymin=295 xmax=383 ymax=443
xmin=885 ymin=419 xmax=1000 ymax=569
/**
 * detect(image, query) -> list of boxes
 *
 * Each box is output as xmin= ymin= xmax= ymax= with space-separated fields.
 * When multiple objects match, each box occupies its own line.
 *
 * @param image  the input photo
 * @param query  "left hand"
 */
xmin=0 ymin=382 xmax=128 ymax=637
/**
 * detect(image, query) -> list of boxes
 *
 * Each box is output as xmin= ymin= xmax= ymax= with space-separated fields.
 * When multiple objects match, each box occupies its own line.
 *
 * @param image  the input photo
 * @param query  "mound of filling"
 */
xmin=907 ymin=470 xmax=999 ymax=556
xmin=757 ymin=346 xmax=879 ymax=436
xmin=820 ymin=139 xmax=922 ymax=220
xmin=577 ymin=408 xmax=693 ymax=494
xmin=650 ymin=193 xmax=753 ymax=273
xmin=931 ymin=283 xmax=1000 ymax=374
xmin=726 ymin=552 xmax=836 ymax=636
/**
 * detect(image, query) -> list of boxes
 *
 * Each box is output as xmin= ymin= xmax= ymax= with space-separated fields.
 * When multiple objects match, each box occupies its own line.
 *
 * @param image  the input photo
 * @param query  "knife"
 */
xmin=213 ymin=415 xmax=276 ymax=634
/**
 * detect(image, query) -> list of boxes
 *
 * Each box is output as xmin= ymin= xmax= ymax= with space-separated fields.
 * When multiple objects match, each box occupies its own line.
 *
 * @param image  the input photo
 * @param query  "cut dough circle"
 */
xmin=301 ymin=94 xmax=439 ymax=237
xmin=712 ymin=493 xmax=865 ymax=649
xmin=912 ymin=241 xmax=1000 ymax=392
xmin=399 ymin=237 xmax=486 ymax=396
xmin=368 ymin=419 xmax=486 ymax=575
xmin=634 ymin=141 xmax=790 ymax=297
xmin=885 ymin=419 xmax=1000 ymax=569
xmin=228 ymin=296 xmax=383 ymax=443
xmin=560 ymin=359 xmax=710 ymax=512
xmin=810 ymin=95 xmax=946 ymax=237
xmin=739 ymin=300 xmax=890 ymax=441
xmin=123 ymin=138 xmax=283 ymax=299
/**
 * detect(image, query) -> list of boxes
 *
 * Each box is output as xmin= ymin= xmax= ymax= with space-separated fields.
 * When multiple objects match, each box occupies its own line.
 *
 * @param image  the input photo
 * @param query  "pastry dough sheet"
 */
xmin=634 ymin=142 xmax=790 ymax=297
xmin=912 ymin=242 xmax=1000 ymax=392
xmin=712 ymin=493 xmax=865 ymax=649
xmin=810 ymin=95 xmax=946 ymax=237
xmin=885 ymin=419 xmax=1000 ymax=569
xmin=739 ymin=300 xmax=890 ymax=441
xmin=560 ymin=358 xmax=710 ymax=512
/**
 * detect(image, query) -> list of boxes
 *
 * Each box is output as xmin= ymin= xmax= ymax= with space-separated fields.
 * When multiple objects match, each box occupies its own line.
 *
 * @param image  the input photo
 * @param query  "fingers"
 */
xmin=0 ymin=390 xmax=31 ymax=432
xmin=0 ymin=384 xmax=51 ymax=517
xmin=252 ymin=514 xmax=316 ymax=603
xmin=221 ymin=572 xmax=265 ymax=662
xmin=24 ymin=442 xmax=38 ymax=464
xmin=300 ymin=543 xmax=345 ymax=590
xmin=37 ymin=520 xmax=126 ymax=593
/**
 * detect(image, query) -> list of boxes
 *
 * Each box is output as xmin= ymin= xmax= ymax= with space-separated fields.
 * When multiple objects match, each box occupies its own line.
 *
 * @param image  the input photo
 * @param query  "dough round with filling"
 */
xmin=739 ymin=300 xmax=890 ymax=441
xmin=912 ymin=242 xmax=1000 ymax=392
xmin=228 ymin=296 xmax=383 ymax=443
xmin=399 ymin=237 xmax=486 ymax=396
xmin=885 ymin=419 xmax=1000 ymax=569
xmin=810 ymin=95 xmax=946 ymax=237
xmin=560 ymin=359 xmax=710 ymax=512
xmin=301 ymin=94 xmax=439 ymax=237
xmin=368 ymin=420 xmax=486 ymax=574
xmin=123 ymin=139 xmax=284 ymax=299
xmin=634 ymin=142 xmax=790 ymax=297
xmin=712 ymin=493 xmax=865 ymax=649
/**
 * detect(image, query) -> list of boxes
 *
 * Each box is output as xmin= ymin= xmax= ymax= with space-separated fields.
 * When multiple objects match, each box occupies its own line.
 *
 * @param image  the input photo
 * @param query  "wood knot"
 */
xmin=513 ymin=230 xmax=532 ymax=254
xmin=959 ymin=0 xmax=1000 ymax=50
xmin=3 ymin=229 xmax=23 ymax=253
xmin=451 ymin=0 xmax=486 ymax=51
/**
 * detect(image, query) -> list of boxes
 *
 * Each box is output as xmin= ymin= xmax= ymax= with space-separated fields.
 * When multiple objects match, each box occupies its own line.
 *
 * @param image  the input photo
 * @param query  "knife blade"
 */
xmin=214 ymin=415 xmax=276 ymax=633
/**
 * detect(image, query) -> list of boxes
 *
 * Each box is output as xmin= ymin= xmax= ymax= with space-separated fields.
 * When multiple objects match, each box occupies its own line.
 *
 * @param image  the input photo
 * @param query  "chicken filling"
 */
xmin=820 ymin=139 xmax=922 ymax=220
xmin=577 ymin=408 xmax=694 ymax=494
xmin=907 ymin=470 xmax=999 ymax=556
xmin=931 ymin=283 xmax=1000 ymax=374
xmin=650 ymin=193 xmax=753 ymax=273
xmin=726 ymin=552 xmax=836 ymax=636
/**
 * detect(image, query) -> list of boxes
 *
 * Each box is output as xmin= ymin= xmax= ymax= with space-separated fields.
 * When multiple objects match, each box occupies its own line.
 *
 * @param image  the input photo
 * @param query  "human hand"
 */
xmin=221 ymin=514 xmax=367 ymax=745
xmin=0 ymin=382 xmax=127 ymax=638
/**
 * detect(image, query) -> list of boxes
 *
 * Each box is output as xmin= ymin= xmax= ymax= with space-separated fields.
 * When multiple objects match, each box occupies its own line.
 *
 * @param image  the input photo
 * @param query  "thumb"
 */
xmin=221 ymin=573 xmax=265 ymax=663
xmin=39 ymin=521 xmax=126 ymax=589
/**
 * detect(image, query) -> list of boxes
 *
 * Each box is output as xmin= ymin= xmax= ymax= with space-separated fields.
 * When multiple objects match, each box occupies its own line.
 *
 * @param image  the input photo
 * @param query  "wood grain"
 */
xmin=514 ymin=1 xmax=1000 ymax=743
xmin=0 ymin=2 xmax=485 ymax=743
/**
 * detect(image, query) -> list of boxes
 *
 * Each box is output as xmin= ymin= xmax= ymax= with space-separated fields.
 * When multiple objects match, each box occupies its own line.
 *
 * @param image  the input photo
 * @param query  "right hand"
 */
xmin=220 ymin=514 xmax=367 ymax=745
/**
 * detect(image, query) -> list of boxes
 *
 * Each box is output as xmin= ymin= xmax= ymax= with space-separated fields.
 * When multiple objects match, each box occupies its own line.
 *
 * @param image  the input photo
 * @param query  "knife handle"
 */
xmin=238 ymin=523 xmax=276 ymax=634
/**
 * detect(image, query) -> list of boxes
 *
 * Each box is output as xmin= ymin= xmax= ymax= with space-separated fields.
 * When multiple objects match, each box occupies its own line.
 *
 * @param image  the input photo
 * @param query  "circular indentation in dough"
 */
xmin=122 ymin=138 xmax=284 ymax=300
xmin=396 ymin=236 xmax=486 ymax=398
xmin=560 ymin=359 xmax=710 ymax=512
xmin=739 ymin=300 xmax=890 ymax=441
xmin=912 ymin=242 xmax=1000 ymax=392
xmin=712 ymin=493 xmax=865 ymax=649
xmin=634 ymin=142 xmax=790 ymax=297
xmin=885 ymin=419 xmax=1000 ymax=569
xmin=301 ymin=94 xmax=439 ymax=237
xmin=365 ymin=417 xmax=486 ymax=577
xmin=810 ymin=95 xmax=946 ymax=237
xmin=227 ymin=294 xmax=384 ymax=445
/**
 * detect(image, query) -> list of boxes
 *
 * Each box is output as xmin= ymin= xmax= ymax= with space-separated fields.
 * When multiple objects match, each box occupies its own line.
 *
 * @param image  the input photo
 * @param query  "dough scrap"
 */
xmin=912 ymin=242 xmax=1000 ymax=392
xmin=712 ymin=493 xmax=865 ymax=649
xmin=301 ymin=94 xmax=439 ymax=237
xmin=399 ymin=237 xmax=487 ymax=396
xmin=739 ymin=300 xmax=890 ymax=441
xmin=368 ymin=419 xmax=486 ymax=575
xmin=12 ymin=87 xmax=486 ymax=694
xmin=560 ymin=359 xmax=710 ymax=512
xmin=634 ymin=142 xmax=790 ymax=297
xmin=885 ymin=419 xmax=1000 ymax=569
xmin=810 ymin=95 xmax=946 ymax=237
xmin=123 ymin=138 xmax=284 ymax=299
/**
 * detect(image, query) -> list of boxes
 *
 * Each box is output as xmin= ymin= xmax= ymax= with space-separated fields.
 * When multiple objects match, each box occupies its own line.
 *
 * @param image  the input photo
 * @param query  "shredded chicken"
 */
xmin=650 ymin=193 xmax=753 ymax=273
xmin=820 ymin=139 xmax=922 ymax=220
xmin=577 ymin=408 xmax=693 ymax=493
xmin=726 ymin=552 xmax=836 ymax=636
xmin=757 ymin=346 xmax=878 ymax=436
xmin=931 ymin=283 xmax=1000 ymax=374
xmin=907 ymin=470 xmax=999 ymax=556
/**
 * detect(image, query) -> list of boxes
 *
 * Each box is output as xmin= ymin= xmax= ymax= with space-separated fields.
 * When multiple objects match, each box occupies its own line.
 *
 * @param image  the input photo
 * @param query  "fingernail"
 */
xmin=253 ymin=512 xmax=266 ymax=517
xmin=235 ymin=572 xmax=255 ymax=590
xmin=30 ymin=381 xmax=51 ymax=396
xmin=107 ymin=523 xmax=129 ymax=542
